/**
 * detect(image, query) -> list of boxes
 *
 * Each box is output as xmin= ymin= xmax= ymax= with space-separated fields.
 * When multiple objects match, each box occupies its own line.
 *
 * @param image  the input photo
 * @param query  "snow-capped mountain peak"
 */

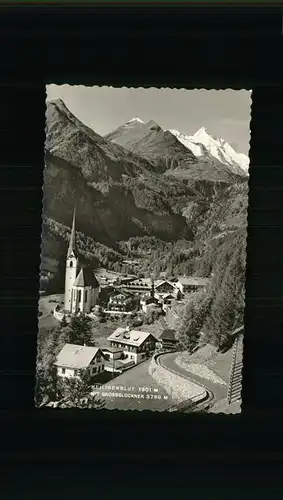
xmin=169 ymin=126 xmax=249 ymax=175
xmin=126 ymin=117 xmax=144 ymax=124
xmin=193 ymin=127 xmax=221 ymax=147
xmin=193 ymin=126 xmax=209 ymax=137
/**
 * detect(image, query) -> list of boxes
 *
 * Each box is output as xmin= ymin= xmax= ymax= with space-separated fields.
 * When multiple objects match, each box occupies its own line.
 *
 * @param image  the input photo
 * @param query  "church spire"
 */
xmin=67 ymin=208 xmax=77 ymax=258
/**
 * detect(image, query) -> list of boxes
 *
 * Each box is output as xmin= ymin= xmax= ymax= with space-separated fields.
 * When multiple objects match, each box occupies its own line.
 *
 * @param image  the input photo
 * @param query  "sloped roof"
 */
xmin=54 ymin=343 xmax=102 ymax=369
xmin=110 ymin=293 xmax=132 ymax=301
xmin=177 ymin=277 xmax=210 ymax=286
xmin=160 ymin=329 xmax=177 ymax=341
xmin=155 ymin=280 xmax=175 ymax=289
xmin=142 ymin=295 xmax=158 ymax=304
xmin=74 ymin=267 xmax=100 ymax=288
xmin=67 ymin=209 xmax=78 ymax=258
xmin=108 ymin=328 xmax=157 ymax=347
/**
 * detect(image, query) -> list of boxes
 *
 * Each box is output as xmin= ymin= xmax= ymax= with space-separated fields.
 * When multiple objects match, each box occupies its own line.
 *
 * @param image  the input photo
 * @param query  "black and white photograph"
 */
xmin=36 ymin=85 xmax=250 ymax=413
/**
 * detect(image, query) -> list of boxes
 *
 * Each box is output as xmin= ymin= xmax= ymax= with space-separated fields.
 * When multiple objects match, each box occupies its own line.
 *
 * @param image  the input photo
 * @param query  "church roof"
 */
xmin=74 ymin=267 xmax=100 ymax=288
xmin=67 ymin=209 xmax=78 ymax=258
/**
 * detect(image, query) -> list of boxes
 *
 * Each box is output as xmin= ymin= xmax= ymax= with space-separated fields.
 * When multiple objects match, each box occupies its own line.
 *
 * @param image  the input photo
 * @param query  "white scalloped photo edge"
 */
xmin=36 ymin=86 xmax=250 ymax=414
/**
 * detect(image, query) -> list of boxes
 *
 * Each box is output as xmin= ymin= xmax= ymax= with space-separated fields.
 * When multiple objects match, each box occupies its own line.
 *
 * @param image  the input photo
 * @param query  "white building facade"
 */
xmin=55 ymin=343 xmax=105 ymax=379
xmin=64 ymin=209 xmax=100 ymax=315
xmin=107 ymin=328 xmax=158 ymax=365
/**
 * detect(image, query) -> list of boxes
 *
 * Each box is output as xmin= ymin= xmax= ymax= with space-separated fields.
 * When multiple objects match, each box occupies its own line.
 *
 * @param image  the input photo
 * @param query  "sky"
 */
xmin=47 ymin=85 xmax=251 ymax=155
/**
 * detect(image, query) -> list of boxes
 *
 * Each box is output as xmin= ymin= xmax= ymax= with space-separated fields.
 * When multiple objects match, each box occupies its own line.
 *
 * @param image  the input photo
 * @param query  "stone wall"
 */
xmin=149 ymin=354 xmax=207 ymax=404
xmin=53 ymin=306 xmax=99 ymax=324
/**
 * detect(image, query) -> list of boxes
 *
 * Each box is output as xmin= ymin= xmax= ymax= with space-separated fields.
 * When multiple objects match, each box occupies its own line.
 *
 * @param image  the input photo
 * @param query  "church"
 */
xmin=64 ymin=209 xmax=100 ymax=315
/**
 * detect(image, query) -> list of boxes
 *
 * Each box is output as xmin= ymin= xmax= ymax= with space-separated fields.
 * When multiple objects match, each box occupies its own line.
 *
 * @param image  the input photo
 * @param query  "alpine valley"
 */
xmin=41 ymin=98 xmax=249 ymax=316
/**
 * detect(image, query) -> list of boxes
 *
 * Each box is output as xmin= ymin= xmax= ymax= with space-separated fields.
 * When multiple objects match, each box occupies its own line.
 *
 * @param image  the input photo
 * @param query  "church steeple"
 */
xmin=67 ymin=208 xmax=77 ymax=258
xmin=64 ymin=208 xmax=79 ymax=313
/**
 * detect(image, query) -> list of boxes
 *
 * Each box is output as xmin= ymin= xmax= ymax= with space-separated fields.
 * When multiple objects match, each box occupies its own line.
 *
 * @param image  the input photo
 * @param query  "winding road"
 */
xmin=158 ymin=351 xmax=228 ymax=411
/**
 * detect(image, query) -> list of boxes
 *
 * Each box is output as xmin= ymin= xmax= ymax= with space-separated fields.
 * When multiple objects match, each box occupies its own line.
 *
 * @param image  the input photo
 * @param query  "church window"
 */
xmin=85 ymin=290 xmax=88 ymax=302
xmin=70 ymin=261 xmax=73 ymax=268
xmin=78 ymin=290 xmax=82 ymax=302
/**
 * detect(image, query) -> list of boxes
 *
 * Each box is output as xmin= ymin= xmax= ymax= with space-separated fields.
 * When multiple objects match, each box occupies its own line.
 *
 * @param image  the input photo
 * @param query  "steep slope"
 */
xmin=42 ymin=99 xmax=248 ymax=297
xmin=175 ymin=179 xmax=248 ymax=350
xmin=42 ymin=100 xmax=201 ymax=290
xmin=103 ymin=117 xmax=146 ymax=145
xmin=40 ymin=217 xmax=125 ymax=293
xmin=44 ymin=99 xmax=193 ymax=242
xmin=105 ymin=118 xmax=198 ymax=172
xmin=170 ymin=127 xmax=249 ymax=176
xmin=190 ymin=180 xmax=248 ymax=278
xmin=106 ymin=119 xmax=246 ymax=183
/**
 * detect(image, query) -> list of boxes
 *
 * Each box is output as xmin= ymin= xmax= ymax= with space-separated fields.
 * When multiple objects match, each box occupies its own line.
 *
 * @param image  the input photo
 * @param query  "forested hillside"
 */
xmin=42 ymin=99 xmax=249 ymax=348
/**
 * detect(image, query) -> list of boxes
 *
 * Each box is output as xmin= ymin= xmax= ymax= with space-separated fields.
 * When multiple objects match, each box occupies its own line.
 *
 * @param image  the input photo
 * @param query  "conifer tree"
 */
xmin=177 ymin=291 xmax=212 ymax=352
xmin=58 ymin=370 xmax=105 ymax=409
xmin=64 ymin=314 xmax=93 ymax=346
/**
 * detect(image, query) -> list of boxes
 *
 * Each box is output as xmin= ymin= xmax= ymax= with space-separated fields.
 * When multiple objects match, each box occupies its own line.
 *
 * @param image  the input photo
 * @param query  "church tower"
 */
xmin=64 ymin=209 xmax=79 ymax=312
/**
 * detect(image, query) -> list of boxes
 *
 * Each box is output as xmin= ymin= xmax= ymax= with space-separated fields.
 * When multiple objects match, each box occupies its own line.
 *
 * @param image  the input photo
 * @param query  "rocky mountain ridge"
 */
xmin=169 ymin=126 xmax=249 ymax=176
xmin=105 ymin=117 xmax=249 ymax=181
xmin=42 ymin=99 xmax=248 ymax=293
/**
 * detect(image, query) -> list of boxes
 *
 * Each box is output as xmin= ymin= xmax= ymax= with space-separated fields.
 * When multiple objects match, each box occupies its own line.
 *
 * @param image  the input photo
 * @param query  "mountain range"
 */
xmin=41 ymin=98 xmax=249 ymax=292
xmin=105 ymin=117 xmax=249 ymax=182
xmin=169 ymin=127 xmax=249 ymax=175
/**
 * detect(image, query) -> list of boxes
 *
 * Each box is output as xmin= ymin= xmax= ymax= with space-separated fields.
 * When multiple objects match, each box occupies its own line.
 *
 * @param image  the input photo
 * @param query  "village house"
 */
xmin=107 ymin=328 xmax=158 ymax=365
xmin=175 ymin=276 xmax=210 ymax=295
xmin=54 ymin=343 xmax=106 ymax=379
xmin=140 ymin=294 xmax=161 ymax=313
xmin=154 ymin=280 xmax=178 ymax=297
xmin=101 ymin=346 xmax=124 ymax=362
xmin=106 ymin=292 xmax=137 ymax=314
xmin=64 ymin=209 xmax=100 ymax=315
xmin=139 ymin=279 xmax=161 ymax=313
xmin=100 ymin=346 xmax=135 ymax=374
xmin=113 ymin=276 xmax=136 ymax=286
xmin=160 ymin=328 xmax=178 ymax=351
xmin=120 ymin=277 xmax=184 ymax=300
xmin=120 ymin=278 xmax=152 ymax=295
xmin=160 ymin=293 xmax=176 ymax=311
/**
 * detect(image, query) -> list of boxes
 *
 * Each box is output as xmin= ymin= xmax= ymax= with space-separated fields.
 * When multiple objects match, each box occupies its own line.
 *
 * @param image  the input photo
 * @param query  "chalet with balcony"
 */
xmin=106 ymin=292 xmax=136 ymax=314
xmin=155 ymin=280 xmax=177 ymax=296
xmin=107 ymin=328 xmax=158 ymax=365
xmin=160 ymin=328 xmax=178 ymax=351
xmin=120 ymin=278 xmax=152 ymax=295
